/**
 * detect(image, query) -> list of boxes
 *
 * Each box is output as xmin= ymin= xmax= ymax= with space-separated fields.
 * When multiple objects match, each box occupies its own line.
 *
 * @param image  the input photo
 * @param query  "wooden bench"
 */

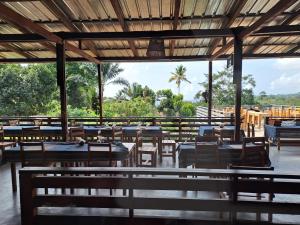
xmin=277 ymin=128 xmax=300 ymax=150
xmin=19 ymin=167 xmax=300 ymax=225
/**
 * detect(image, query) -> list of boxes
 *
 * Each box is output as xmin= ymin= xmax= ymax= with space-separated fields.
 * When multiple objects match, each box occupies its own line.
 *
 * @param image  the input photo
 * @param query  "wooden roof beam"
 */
xmin=212 ymin=0 xmax=298 ymax=59
xmin=110 ymin=0 xmax=138 ymax=57
xmin=41 ymin=0 xmax=100 ymax=57
xmin=208 ymin=0 xmax=247 ymax=55
xmin=1 ymin=53 xmax=300 ymax=64
xmin=0 ymin=2 xmax=101 ymax=64
xmin=246 ymin=8 xmax=300 ymax=54
xmin=1 ymin=25 xmax=300 ymax=42
xmin=169 ymin=0 xmax=181 ymax=56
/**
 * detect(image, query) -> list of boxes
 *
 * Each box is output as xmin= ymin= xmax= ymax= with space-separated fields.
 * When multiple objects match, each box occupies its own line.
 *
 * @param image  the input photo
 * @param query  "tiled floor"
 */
xmin=1 ymin=144 xmax=300 ymax=225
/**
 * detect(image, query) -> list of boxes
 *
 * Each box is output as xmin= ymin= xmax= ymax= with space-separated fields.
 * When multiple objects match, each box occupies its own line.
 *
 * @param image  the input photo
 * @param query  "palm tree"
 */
xmin=101 ymin=63 xmax=128 ymax=96
xmin=169 ymin=65 xmax=191 ymax=94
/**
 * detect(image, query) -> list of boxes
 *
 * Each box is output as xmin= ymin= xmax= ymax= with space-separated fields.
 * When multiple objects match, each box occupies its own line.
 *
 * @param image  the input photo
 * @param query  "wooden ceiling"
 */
xmin=0 ymin=0 xmax=299 ymax=63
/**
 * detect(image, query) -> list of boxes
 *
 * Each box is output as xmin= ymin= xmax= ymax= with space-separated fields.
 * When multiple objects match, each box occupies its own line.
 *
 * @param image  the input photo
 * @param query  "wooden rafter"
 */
xmin=110 ymin=0 xmax=139 ymax=57
xmin=287 ymin=43 xmax=300 ymax=53
xmin=246 ymin=8 xmax=300 ymax=54
xmin=212 ymin=0 xmax=298 ymax=59
xmin=0 ymin=43 xmax=34 ymax=58
xmin=0 ymin=2 xmax=101 ymax=64
xmin=41 ymin=0 xmax=100 ymax=57
xmin=169 ymin=0 xmax=181 ymax=56
xmin=208 ymin=0 xmax=247 ymax=55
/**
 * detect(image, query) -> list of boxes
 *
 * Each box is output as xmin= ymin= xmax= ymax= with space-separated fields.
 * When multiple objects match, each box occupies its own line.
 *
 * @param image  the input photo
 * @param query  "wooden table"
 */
xmin=3 ymin=125 xmax=122 ymax=141
xmin=3 ymin=142 xmax=136 ymax=192
xmin=177 ymin=142 xmax=270 ymax=168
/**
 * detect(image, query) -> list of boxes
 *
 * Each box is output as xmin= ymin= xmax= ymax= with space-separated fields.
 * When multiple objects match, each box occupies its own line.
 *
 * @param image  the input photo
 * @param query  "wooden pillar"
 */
xmin=56 ymin=42 xmax=68 ymax=141
xmin=208 ymin=61 xmax=213 ymax=125
xmin=97 ymin=64 xmax=103 ymax=125
xmin=233 ymin=35 xmax=243 ymax=143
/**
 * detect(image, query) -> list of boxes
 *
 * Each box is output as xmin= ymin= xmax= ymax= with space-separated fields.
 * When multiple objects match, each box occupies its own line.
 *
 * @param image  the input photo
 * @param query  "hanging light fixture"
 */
xmin=146 ymin=38 xmax=165 ymax=57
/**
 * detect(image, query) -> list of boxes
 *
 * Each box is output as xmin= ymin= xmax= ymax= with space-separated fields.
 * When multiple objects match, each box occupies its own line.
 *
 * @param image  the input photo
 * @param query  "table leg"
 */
xmin=11 ymin=163 xmax=17 ymax=192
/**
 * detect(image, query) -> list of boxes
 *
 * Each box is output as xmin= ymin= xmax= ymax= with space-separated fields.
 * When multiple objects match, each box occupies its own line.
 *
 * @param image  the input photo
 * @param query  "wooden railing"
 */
xmin=1 ymin=116 xmax=235 ymax=141
xmin=19 ymin=167 xmax=300 ymax=225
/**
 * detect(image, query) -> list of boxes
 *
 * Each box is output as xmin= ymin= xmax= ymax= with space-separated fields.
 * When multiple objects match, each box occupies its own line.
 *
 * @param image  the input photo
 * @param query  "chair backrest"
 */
xmin=195 ymin=135 xmax=219 ymax=143
xmin=69 ymin=127 xmax=85 ymax=141
xmin=19 ymin=141 xmax=45 ymax=166
xmin=195 ymin=139 xmax=219 ymax=169
xmin=241 ymin=137 xmax=267 ymax=166
xmin=9 ymin=119 xmax=19 ymax=126
xmin=22 ymin=126 xmax=41 ymax=141
xmin=0 ymin=126 xmax=4 ymax=141
xmin=88 ymin=142 xmax=112 ymax=166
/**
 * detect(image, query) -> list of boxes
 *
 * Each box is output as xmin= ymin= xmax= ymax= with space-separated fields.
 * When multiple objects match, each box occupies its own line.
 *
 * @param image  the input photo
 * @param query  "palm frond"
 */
xmin=107 ymin=77 xmax=130 ymax=87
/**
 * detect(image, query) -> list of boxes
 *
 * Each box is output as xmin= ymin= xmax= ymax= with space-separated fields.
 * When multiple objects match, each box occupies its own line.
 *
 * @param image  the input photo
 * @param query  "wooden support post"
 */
xmin=19 ymin=172 xmax=37 ymax=225
xmin=233 ymin=35 xmax=243 ymax=143
xmin=56 ymin=42 xmax=68 ymax=141
xmin=208 ymin=61 xmax=213 ymax=125
xmin=97 ymin=64 xmax=103 ymax=125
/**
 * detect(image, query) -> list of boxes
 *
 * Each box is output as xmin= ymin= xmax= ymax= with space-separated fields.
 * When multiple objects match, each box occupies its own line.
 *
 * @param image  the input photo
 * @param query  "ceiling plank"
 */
xmin=41 ymin=0 xmax=100 ymax=57
xmin=109 ymin=0 xmax=139 ymax=57
xmin=208 ymin=0 xmax=247 ymax=55
xmin=0 ymin=2 xmax=101 ymax=64
xmin=0 ymin=43 xmax=34 ymax=58
xmin=212 ymin=0 xmax=298 ymax=59
xmin=246 ymin=8 xmax=300 ymax=54
xmin=169 ymin=0 xmax=181 ymax=56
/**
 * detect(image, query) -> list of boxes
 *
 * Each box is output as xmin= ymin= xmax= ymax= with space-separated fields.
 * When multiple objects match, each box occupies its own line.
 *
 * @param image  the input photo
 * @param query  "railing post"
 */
xmin=179 ymin=118 xmax=182 ymax=142
xmin=19 ymin=172 xmax=36 ymax=225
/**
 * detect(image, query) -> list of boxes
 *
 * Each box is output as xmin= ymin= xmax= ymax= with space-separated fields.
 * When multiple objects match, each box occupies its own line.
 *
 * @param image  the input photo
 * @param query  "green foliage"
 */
xmin=116 ymin=82 xmax=156 ymax=105
xmin=256 ymin=93 xmax=300 ymax=106
xmin=195 ymin=67 xmax=256 ymax=106
xmin=0 ymin=64 xmax=57 ymax=116
xmin=156 ymin=89 xmax=196 ymax=116
xmin=103 ymin=97 xmax=158 ymax=117
xmin=169 ymin=65 xmax=191 ymax=94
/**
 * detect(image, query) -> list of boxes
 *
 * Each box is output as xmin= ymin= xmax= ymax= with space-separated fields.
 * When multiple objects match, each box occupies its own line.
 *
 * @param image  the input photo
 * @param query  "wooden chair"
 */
xmin=0 ymin=127 xmax=15 ymax=154
xmin=87 ymin=142 xmax=115 ymax=167
xmin=228 ymin=165 xmax=274 ymax=222
xmin=214 ymin=128 xmax=234 ymax=144
xmin=22 ymin=126 xmax=41 ymax=141
xmin=87 ymin=142 xmax=116 ymax=195
xmin=194 ymin=136 xmax=219 ymax=169
xmin=240 ymin=137 xmax=269 ymax=167
xmin=69 ymin=127 xmax=85 ymax=141
xmin=137 ymin=146 xmax=158 ymax=167
xmin=19 ymin=141 xmax=50 ymax=167
xmin=8 ymin=119 xmax=19 ymax=126
xmin=20 ymin=141 xmax=51 ymax=194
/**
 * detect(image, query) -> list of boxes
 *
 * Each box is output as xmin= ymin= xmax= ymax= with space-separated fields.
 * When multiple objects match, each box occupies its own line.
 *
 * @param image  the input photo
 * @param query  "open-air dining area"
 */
xmin=1 ymin=0 xmax=300 ymax=225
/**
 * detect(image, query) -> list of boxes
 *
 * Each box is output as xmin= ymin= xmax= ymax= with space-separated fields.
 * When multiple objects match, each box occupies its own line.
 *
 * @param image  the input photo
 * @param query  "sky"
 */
xmin=104 ymin=58 xmax=300 ymax=101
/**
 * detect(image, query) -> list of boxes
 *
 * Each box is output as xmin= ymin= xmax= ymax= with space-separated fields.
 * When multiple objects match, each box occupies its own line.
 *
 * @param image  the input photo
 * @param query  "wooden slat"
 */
xmin=169 ymin=0 xmax=181 ymax=56
xmin=208 ymin=0 xmax=247 ymax=55
xmin=109 ymin=0 xmax=138 ymax=57
xmin=32 ymin=176 xmax=131 ymax=189
xmin=0 ymin=2 xmax=101 ymax=64
xmin=33 ymin=195 xmax=129 ymax=208
xmin=212 ymin=0 xmax=298 ymax=59
xmin=40 ymin=0 xmax=100 ymax=57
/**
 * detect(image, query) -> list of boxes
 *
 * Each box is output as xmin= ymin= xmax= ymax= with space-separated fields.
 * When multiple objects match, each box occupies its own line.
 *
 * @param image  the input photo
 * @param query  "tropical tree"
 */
xmin=115 ymin=82 xmax=156 ymax=105
xmin=169 ymin=65 xmax=191 ymax=94
xmin=195 ymin=67 xmax=256 ymax=106
xmin=101 ymin=63 xmax=127 ymax=95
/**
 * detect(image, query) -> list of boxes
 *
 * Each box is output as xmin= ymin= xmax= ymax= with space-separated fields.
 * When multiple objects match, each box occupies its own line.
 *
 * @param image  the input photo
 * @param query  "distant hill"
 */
xmin=256 ymin=92 xmax=300 ymax=106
